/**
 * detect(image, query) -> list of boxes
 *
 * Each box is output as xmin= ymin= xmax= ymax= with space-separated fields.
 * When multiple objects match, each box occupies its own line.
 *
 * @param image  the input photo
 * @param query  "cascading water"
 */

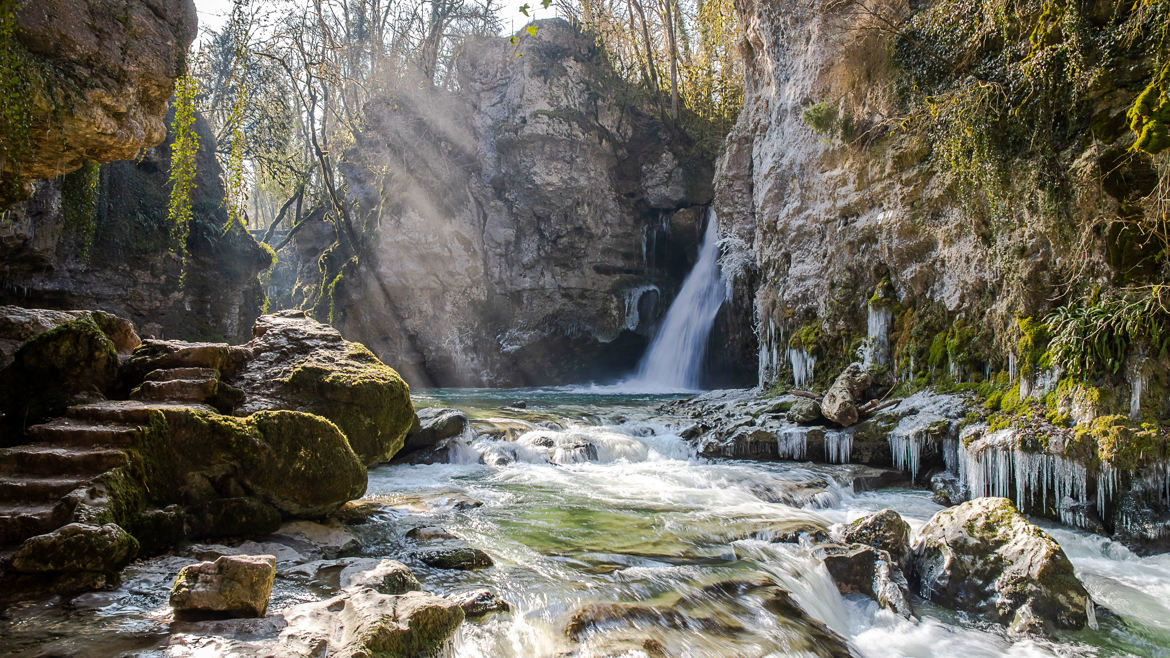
xmin=624 ymin=210 xmax=726 ymax=392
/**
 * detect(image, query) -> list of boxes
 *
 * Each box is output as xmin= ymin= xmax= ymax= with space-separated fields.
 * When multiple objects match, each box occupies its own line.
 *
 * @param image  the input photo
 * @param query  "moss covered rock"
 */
xmin=0 ymin=314 xmax=118 ymax=429
xmin=908 ymin=497 xmax=1091 ymax=633
xmin=10 ymin=522 xmax=138 ymax=575
xmin=230 ymin=311 xmax=414 ymax=465
xmin=160 ymin=408 xmax=368 ymax=517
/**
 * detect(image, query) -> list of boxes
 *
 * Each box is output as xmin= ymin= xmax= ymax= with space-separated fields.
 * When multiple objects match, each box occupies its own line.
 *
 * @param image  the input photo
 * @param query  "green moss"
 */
xmin=284 ymin=342 xmax=414 ymax=465
xmin=0 ymin=314 xmax=118 ymax=428
xmin=868 ymin=277 xmax=896 ymax=310
xmin=1076 ymin=414 xmax=1168 ymax=471
xmin=802 ymin=101 xmax=839 ymax=136
xmin=788 ymin=322 xmax=824 ymax=356
xmin=1128 ymin=64 xmax=1170 ymax=155
xmin=1015 ymin=316 xmax=1051 ymax=378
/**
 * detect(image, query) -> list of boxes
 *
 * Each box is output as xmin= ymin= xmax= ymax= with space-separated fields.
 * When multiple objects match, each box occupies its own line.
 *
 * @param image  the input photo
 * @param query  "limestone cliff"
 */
xmin=0 ymin=0 xmax=197 ymax=203
xmin=0 ymin=112 xmax=272 ymax=342
xmin=716 ymin=0 xmax=1170 ymax=397
xmin=323 ymin=19 xmax=719 ymax=386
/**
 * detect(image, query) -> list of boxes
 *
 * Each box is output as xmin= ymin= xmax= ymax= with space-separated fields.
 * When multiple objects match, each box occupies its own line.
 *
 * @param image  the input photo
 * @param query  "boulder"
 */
xmin=818 ymin=543 xmax=914 ymax=618
xmin=394 ymin=407 xmax=469 ymax=463
xmin=842 ymin=508 xmax=911 ymax=564
xmin=230 ymin=311 xmax=414 ymax=465
xmin=820 ymin=364 xmax=872 ymax=427
xmin=0 ymin=314 xmax=118 ymax=428
xmin=11 ymin=523 xmax=138 ymax=575
xmin=161 ymin=408 xmax=367 ymax=517
xmin=908 ymin=497 xmax=1091 ymax=632
xmin=788 ymin=398 xmax=823 ymax=424
xmin=406 ymin=526 xmax=458 ymax=541
xmin=447 ymin=588 xmax=510 ymax=618
xmin=416 ymin=544 xmax=494 ymax=570
xmin=171 ymin=554 xmax=276 ymax=619
xmin=278 ymin=588 xmax=464 ymax=657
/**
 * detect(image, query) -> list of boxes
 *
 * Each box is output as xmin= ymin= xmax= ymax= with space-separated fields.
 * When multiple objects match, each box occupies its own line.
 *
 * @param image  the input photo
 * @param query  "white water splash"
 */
xmin=624 ymin=210 xmax=726 ymax=392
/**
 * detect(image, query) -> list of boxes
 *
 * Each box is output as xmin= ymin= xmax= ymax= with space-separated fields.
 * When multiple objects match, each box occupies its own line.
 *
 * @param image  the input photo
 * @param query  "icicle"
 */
xmin=942 ymin=438 xmax=958 ymax=475
xmin=888 ymin=433 xmax=923 ymax=479
xmin=825 ymin=431 xmax=852 ymax=464
xmin=776 ymin=428 xmax=808 ymax=460
xmin=789 ymin=348 xmax=816 ymax=389
xmin=1008 ymin=352 xmax=1018 ymax=382
xmin=622 ymin=284 xmax=659 ymax=331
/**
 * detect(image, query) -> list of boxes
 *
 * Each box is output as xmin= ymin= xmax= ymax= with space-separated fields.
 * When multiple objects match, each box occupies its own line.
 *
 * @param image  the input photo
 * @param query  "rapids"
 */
xmin=1 ymin=389 xmax=1168 ymax=657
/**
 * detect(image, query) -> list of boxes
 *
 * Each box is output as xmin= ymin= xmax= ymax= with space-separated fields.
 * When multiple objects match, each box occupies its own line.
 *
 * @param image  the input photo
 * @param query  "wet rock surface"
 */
xmin=843 ymin=508 xmax=912 ymax=564
xmin=908 ymin=497 xmax=1092 ymax=632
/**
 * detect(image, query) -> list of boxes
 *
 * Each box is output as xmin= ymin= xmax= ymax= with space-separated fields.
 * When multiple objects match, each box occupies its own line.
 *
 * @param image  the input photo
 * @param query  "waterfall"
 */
xmin=862 ymin=305 xmax=892 ymax=367
xmin=625 ymin=210 xmax=726 ymax=392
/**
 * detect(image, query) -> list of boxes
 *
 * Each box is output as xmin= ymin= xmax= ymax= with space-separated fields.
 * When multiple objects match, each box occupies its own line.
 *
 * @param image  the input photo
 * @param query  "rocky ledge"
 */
xmin=0 ymin=306 xmax=414 ymax=602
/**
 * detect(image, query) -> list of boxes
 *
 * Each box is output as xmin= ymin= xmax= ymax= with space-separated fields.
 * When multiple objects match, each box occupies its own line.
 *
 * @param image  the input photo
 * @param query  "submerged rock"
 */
xmin=842 ymin=508 xmax=911 ymax=564
xmin=818 ymin=543 xmax=914 ymax=618
xmin=170 ymin=554 xmax=276 ymax=619
xmin=416 ymin=544 xmax=494 ymax=570
xmin=448 ymin=588 xmax=511 ymax=618
xmin=230 ymin=311 xmax=414 ymax=465
xmin=395 ymin=407 xmax=469 ymax=463
xmin=908 ymin=497 xmax=1091 ymax=632
xmin=930 ymin=471 xmax=964 ymax=507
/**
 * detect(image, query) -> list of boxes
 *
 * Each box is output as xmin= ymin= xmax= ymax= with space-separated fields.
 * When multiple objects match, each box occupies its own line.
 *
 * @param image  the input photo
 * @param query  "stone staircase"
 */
xmin=0 ymin=358 xmax=231 ymax=562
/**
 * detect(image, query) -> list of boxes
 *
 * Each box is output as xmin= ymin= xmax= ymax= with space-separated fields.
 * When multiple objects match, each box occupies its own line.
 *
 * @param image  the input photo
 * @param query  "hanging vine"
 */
xmin=167 ymin=72 xmax=200 ymax=279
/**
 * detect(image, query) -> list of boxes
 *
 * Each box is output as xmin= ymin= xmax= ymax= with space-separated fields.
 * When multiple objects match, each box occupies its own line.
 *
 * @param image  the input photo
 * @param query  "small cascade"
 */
xmin=789 ymin=348 xmax=817 ymax=389
xmin=824 ymin=430 xmax=852 ymax=464
xmin=862 ymin=305 xmax=893 ymax=367
xmin=776 ymin=428 xmax=808 ymax=460
xmin=624 ymin=210 xmax=727 ymax=391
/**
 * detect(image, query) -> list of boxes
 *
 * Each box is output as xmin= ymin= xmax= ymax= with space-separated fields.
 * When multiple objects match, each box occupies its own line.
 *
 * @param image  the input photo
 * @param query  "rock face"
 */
xmin=230 ymin=311 xmax=415 ymax=465
xmin=0 ymin=110 xmax=271 ymax=343
xmin=322 ymin=18 xmax=727 ymax=387
xmin=0 ymin=0 xmax=197 ymax=202
xmin=716 ymin=0 xmax=1169 ymax=391
xmin=908 ymin=497 xmax=1091 ymax=632
xmin=170 ymin=554 xmax=277 ymax=619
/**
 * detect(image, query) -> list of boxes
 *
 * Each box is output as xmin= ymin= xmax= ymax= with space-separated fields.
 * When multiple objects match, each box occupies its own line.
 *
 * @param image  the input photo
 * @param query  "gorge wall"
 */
xmin=0 ymin=0 xmax=271 ymax=343
xmin=314 ymin=19 xmax=730 ymax=386
xmin=716 ymin=0 xmax=1170 ymax=402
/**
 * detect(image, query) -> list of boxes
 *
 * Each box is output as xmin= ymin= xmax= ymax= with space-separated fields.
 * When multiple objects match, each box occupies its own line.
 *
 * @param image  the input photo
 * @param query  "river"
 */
xmin=2 ymin=388 xmax=1168 ymax=657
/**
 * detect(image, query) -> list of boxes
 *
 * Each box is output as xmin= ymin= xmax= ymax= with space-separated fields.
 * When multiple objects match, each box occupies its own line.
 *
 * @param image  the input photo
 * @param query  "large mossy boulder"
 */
xmin=0 ymin=314 xmax=119 ymax=429
xmin=159 ymin=408 xmax=368 ymax=517
xmin=908 ymin=497 xmax=1091 ymax=633
xmin=230 ymin=311 xmax=414 ymax=465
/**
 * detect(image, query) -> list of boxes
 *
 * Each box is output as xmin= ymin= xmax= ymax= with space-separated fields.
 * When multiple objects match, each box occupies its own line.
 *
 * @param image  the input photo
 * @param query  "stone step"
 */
xmin=144 ymin=367 xmax=219 ymax=382
xmin=0 ymin=445 xmax=130 ymax=476
xmin=0 ymin=503 xmax=66 ymax=546
xmin=67 ymin=400 xmax=216 ymax=424
xmin=0 ymin=475 xmax=90 ymax=503
xmin=26 ymin=419 xmax=141 ymax=447
xmin=130 ymin=378 xmax=218 ymax=403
